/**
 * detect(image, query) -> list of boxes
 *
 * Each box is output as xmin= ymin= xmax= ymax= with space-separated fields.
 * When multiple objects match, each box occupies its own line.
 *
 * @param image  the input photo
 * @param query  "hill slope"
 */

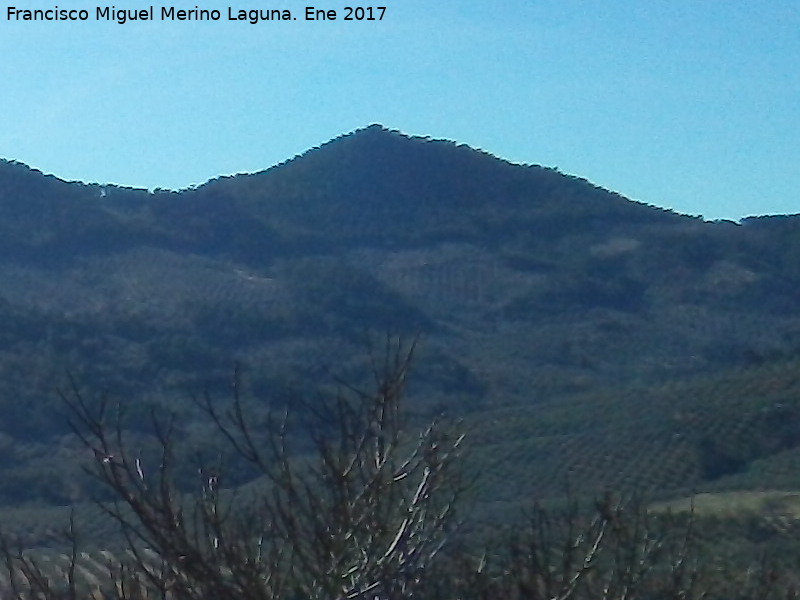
xmin=0 ymin=125 xmax=799 ymax=511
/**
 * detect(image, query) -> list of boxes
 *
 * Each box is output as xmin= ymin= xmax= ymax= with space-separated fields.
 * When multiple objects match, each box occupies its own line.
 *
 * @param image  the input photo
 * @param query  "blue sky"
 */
xmin=1 ymin=0 xmax=798 ymax=220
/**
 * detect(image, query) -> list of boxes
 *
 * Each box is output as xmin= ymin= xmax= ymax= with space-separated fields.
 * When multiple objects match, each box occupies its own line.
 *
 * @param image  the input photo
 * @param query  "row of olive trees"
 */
xmin=1 ymin=339 xmax=798 ymax=600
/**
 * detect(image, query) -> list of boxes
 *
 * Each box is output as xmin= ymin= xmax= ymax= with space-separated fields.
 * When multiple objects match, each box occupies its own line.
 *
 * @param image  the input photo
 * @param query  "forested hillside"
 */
xmin=0 ymin=124 xmax=799 ymax=514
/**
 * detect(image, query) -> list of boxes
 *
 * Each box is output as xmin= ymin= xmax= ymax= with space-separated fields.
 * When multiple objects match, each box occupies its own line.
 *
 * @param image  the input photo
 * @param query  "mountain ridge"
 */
xmin=1 ymin=124 xmax=698 ymax=221
xmin=0 ymin=124 xmax=799 ymax=512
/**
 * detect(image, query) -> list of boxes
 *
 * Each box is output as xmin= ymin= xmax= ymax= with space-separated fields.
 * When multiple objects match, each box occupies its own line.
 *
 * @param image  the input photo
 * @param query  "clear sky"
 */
xmin=1 ymin=0 xmax=798 ymax=220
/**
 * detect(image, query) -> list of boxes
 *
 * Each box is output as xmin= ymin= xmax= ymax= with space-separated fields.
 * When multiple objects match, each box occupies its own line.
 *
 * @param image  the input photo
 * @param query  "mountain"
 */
xmin=1 ymin=124 xmax=800 ymax=516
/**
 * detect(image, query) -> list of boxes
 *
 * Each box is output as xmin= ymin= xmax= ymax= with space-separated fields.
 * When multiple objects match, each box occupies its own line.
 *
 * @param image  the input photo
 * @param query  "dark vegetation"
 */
xmin=0 ymin=125 xmax=800 ymax=595
xmin=2 ymin=340 xmax=800 ymax=599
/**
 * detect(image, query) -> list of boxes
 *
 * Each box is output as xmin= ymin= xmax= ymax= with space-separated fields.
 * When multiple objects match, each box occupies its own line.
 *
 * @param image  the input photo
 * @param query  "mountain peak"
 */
xmin=360 ymin=122 xmax=392 ymax=133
